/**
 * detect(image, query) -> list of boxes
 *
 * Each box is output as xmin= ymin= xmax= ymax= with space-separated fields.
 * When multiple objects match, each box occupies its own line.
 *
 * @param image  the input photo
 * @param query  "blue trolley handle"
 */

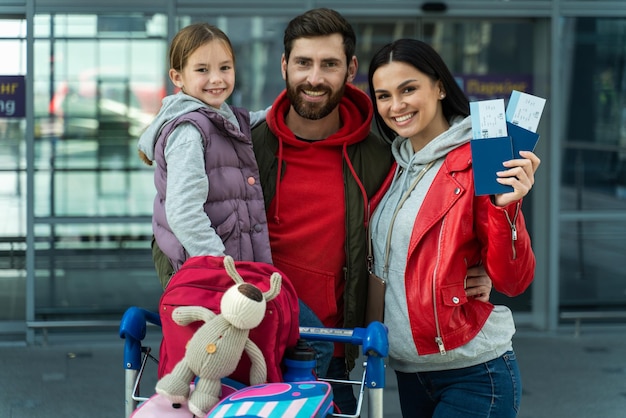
xmin=299 ymin=322 xmax=388 ymax=418
xmin=119 ymin=306 xmax=161 ymax=370
xmin=299 ymin=321 xmax=388 ymax=389
xmin=119 ymin=307 xmax=161 ymax=418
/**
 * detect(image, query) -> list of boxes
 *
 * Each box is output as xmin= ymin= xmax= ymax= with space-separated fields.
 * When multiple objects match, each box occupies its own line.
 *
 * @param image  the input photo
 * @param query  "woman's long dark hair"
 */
xmin=367 ymin=38 xmax=470 ymax=143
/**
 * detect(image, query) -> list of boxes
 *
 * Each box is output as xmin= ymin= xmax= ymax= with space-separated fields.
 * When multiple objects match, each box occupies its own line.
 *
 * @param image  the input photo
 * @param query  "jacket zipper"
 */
xmin=503 ymin=202 xmax=520 ymax=260
xmin=433 ymin=217 xmax=447 ymax=355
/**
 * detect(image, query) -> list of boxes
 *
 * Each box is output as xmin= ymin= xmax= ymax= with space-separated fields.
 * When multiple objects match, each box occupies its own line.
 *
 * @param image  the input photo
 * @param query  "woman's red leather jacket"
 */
xmin=404 ymin=143 xmax=535 ymax=355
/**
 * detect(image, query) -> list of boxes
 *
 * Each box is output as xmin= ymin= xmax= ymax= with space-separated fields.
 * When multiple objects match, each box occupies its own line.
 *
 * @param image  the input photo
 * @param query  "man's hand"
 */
xmin=464 ymin=264 xmax=492 ymax=303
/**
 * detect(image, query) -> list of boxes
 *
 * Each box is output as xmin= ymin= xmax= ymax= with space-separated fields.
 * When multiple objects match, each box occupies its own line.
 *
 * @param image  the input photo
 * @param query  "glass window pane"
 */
xmin=0 ymin=40 xmax=26 ymax=74
xmin=34 ymin=224 xmax=160 ymax=320
xmin=560 ymin=220 xmax=626 ymax=308
xmin=34 ymin=14 xmax=51 ymax=38
xmin=0 ymin=17 xmax=28 ymax=323
xmin=54 ymin=15 xmax=98 ymax=37
xmin=0 ymin=19 xmax=26 ymax=37
xmin=562 ymin=18 xmax=626 ymax=210
xmin=29 ymin=13 xmax=167 ymax=322
xmin=33 ymin=14 xmax=167 ymax=218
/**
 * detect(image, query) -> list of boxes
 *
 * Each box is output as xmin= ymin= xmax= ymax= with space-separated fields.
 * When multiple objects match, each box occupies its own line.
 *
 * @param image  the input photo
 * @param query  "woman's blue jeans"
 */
xmin=395 ymin=351 xmax=522 ymax=418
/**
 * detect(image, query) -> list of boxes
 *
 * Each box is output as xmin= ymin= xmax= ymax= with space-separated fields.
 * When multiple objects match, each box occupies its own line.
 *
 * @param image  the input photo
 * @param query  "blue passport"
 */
xmin=470 ymin=123 xmax=539 ymax=196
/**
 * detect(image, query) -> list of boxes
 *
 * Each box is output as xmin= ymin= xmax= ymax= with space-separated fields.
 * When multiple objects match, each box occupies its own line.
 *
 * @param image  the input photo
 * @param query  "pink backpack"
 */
xmin=157 ymin=255 xmax=300 ymax=385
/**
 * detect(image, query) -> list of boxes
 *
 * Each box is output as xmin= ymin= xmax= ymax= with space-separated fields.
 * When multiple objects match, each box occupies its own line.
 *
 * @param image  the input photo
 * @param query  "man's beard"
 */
xmin=285 ymin=75 xmax=346 ymax=120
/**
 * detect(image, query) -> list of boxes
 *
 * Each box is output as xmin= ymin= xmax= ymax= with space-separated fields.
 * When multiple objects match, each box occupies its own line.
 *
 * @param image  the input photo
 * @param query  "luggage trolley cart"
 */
xmin=120 ymin=307 xmax=389 ymax=418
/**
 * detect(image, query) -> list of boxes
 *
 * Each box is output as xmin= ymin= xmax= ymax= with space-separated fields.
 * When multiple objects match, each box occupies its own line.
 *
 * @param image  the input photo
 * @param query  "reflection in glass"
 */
xmin=0 ymin=13 xmax=27 ymax=320
xmin=26 ymin=14 xmax=168 ymax=322
xmin=562 ymin=18 xmax=626 ymax=209
xmin=33 ymin=14 xmax=167 ymax=219
xmin=560 ymin=18 xmax=626 ymax=315
xmin=560 ymin=220 xmax=626 ymax=308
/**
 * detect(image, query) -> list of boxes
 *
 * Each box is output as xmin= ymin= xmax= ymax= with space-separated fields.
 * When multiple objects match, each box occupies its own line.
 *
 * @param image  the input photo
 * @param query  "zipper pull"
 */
xmin=503 ymin=209 xmax=518 ymax=241
xmin=435 ymin=337 xmax=447 ymax=355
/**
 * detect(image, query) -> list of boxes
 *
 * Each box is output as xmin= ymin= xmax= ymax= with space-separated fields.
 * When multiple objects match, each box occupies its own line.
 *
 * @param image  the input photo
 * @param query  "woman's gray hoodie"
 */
xmin=371 ymin=116 xmax=515 ymax=373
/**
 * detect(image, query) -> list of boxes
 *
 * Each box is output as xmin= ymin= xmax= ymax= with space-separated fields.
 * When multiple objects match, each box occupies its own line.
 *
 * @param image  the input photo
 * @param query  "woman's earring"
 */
xmin=440 ymin=93 xmax=446 ymax=99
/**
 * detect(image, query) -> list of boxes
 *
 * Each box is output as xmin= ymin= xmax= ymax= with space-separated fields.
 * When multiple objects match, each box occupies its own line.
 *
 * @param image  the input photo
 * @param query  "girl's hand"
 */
xmin=494 ymin=150 xmax=541 ymax=207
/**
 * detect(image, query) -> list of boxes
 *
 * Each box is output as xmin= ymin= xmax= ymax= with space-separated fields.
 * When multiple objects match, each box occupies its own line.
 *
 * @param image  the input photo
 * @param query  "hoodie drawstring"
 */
xmin=271 ymin=141 xmax=370 ymax=229
xmin=342 ymin=143 xmax=370 ymax=228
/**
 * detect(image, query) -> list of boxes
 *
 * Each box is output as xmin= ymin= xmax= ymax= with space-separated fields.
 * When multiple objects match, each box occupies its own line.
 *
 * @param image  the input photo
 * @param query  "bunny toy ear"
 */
xmin=223 ymin=255 xmax=244 ymax=285
xmin=223 ymin=255 xmax=282 ymax=301
xmin=263 ymin=273 xmax=282 ymax=302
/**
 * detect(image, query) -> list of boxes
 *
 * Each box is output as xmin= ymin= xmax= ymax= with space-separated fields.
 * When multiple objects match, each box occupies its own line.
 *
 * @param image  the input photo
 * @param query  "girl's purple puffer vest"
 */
xmin=152 ymin=106 xmax=272 ymax=271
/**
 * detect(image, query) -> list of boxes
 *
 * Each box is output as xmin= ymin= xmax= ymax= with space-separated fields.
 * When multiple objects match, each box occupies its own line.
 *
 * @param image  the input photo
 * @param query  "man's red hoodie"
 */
xmin=264 ymin=85 xmax=374 ymax=343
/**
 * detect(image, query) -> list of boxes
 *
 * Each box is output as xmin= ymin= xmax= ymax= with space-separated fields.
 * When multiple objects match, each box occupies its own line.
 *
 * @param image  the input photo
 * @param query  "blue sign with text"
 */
xmin=0 ymin=75 xmax=25 ymax=118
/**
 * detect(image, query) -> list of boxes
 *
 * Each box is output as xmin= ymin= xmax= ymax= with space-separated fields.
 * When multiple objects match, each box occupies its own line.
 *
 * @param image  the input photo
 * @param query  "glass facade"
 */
xmin=560 ymin=17 xmax=626 ymax=312
xmin=1 ymin=0 xmax=625 ymax=341
xmin=0 ymin=18 xmax=27 ymax=325
xmin=27 ymin=14 xmax=168 ymax=327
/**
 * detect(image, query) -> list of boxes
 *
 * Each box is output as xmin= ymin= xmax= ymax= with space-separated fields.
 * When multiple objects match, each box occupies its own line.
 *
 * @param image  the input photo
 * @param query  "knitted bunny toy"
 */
xmin=155 ymin=256 xmax=282 ymax=417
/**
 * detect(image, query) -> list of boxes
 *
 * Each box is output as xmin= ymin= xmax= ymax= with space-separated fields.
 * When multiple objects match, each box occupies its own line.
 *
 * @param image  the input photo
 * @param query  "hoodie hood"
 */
xmin=137 ymin=92 xmax=239 ymax=161
xmin=266 ymin=83 xmax=373 ymax=148
xmin=263 ymin=83 xmax=374 ymax=225
xmin=380 ymin=115 xmax=472 ymax=221
xmin=391 ymin=115 xmax=472 ymax=170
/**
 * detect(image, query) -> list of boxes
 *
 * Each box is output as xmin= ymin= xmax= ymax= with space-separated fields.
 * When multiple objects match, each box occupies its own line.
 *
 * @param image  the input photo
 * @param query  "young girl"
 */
xmin=138 ymin=23 xmax=271 ymax=288
xmin=367 ymin=38 xmax=541 ymax=417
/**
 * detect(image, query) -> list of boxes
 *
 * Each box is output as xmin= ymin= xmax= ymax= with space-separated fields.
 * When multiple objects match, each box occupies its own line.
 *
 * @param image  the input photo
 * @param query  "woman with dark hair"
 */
xmin=367 ymin=38 xmax=540 ymax=417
